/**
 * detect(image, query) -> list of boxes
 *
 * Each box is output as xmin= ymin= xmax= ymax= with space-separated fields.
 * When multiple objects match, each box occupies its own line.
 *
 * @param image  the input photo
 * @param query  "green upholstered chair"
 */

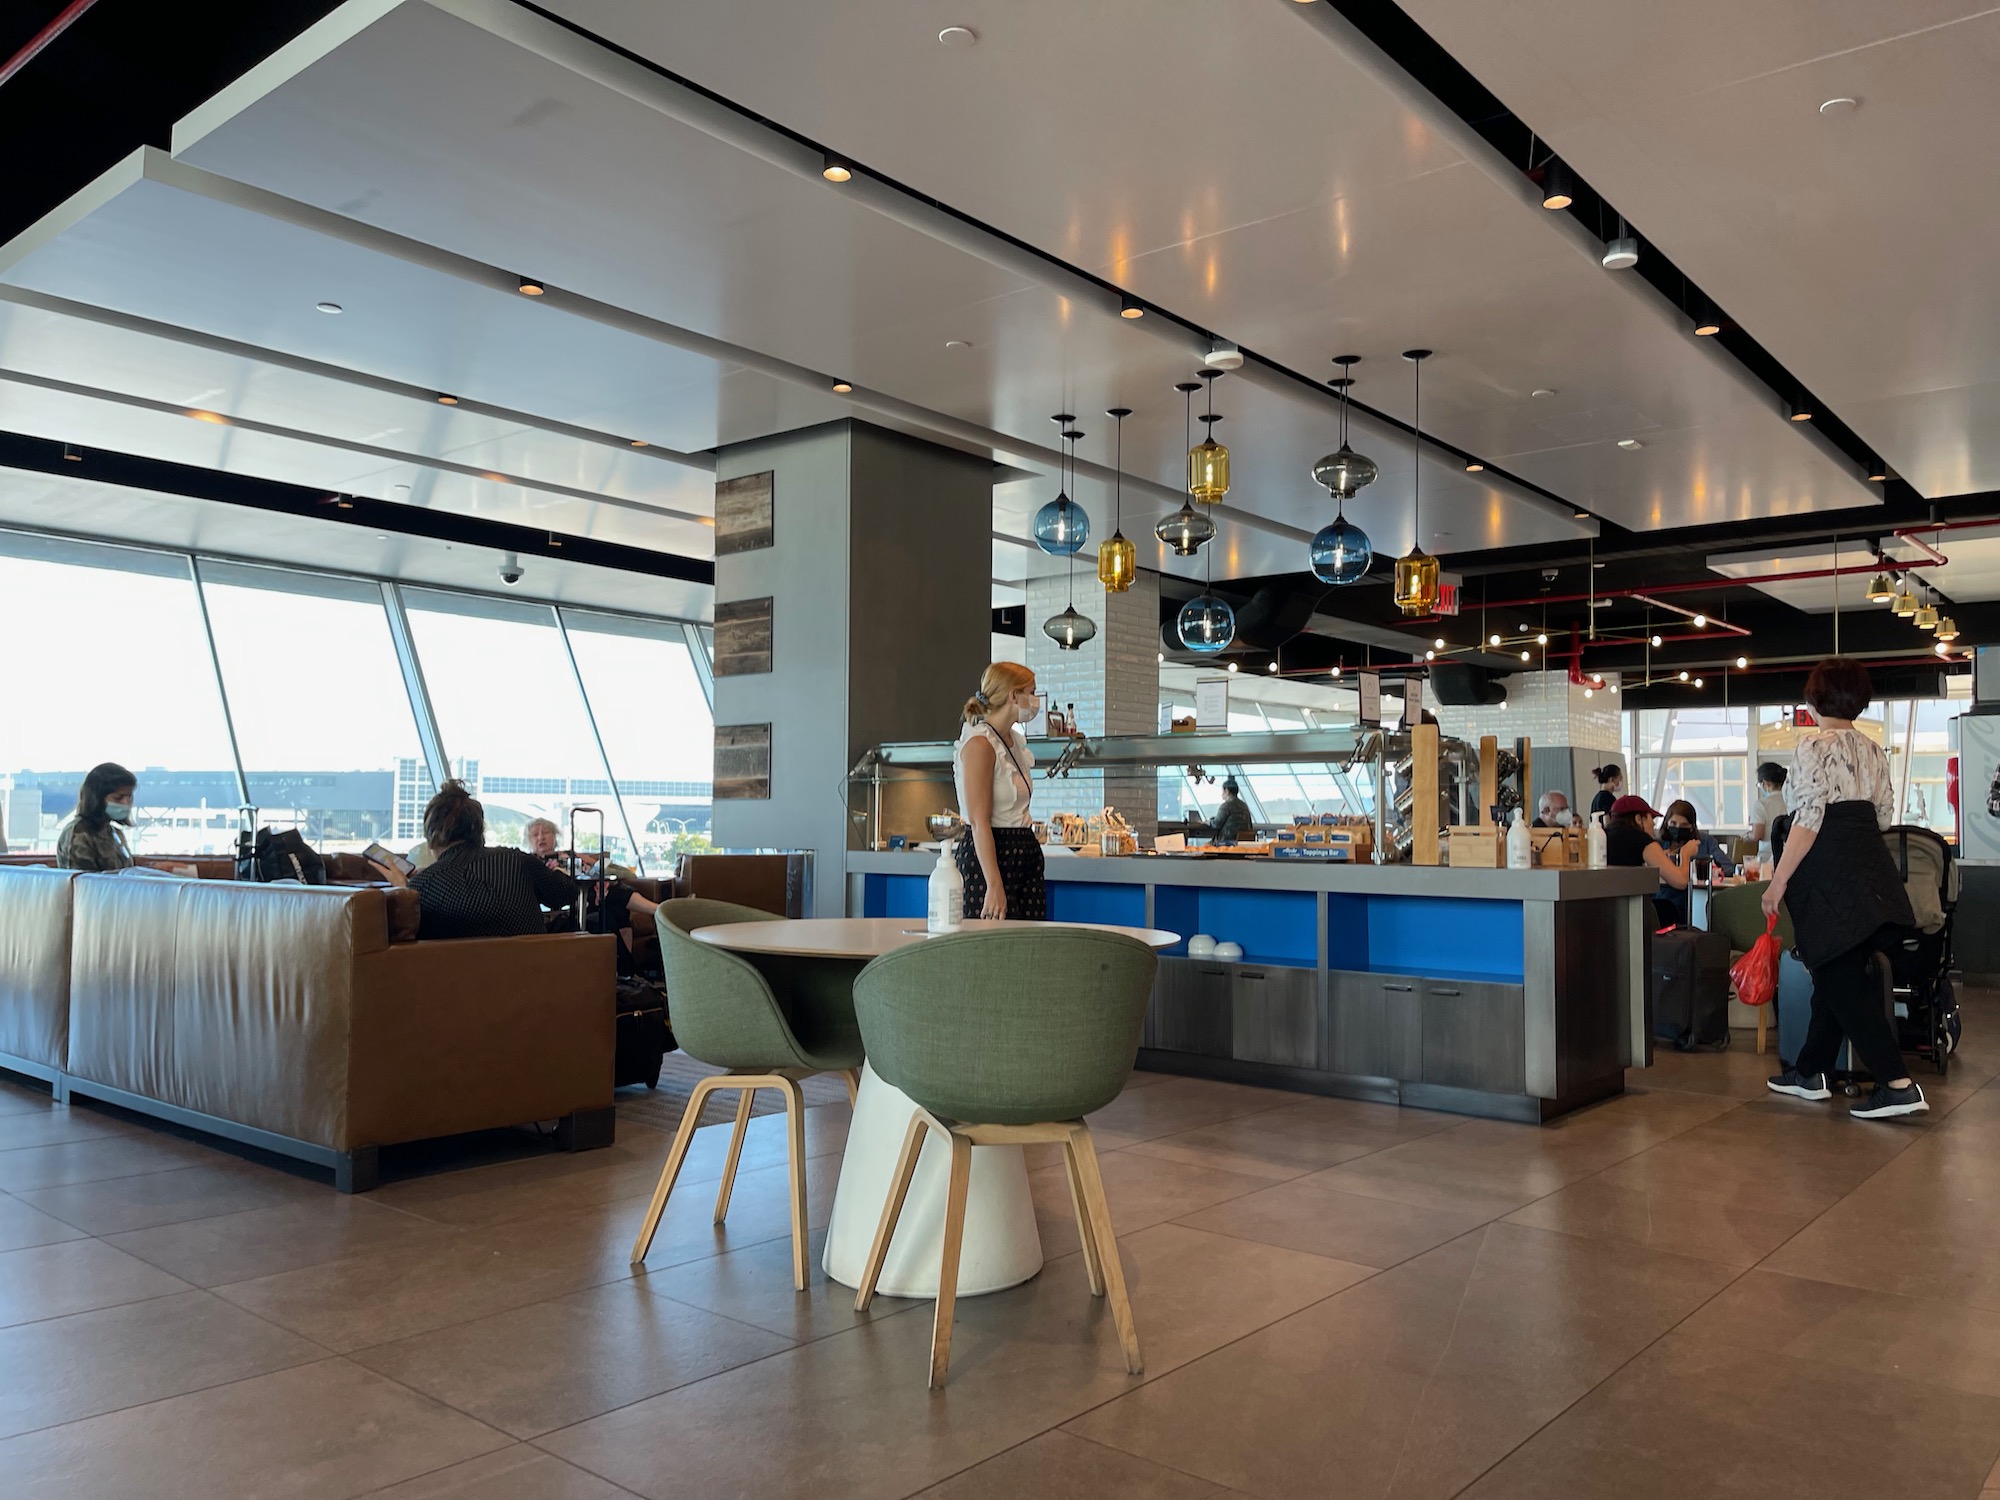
xmin=849 ymin=927 xmax=1158 ymax=1388
xmin=1706 ymin=881 xmax=1794 ymax=1056
xmin=629 ymin=898 xmax=864 ymax=1288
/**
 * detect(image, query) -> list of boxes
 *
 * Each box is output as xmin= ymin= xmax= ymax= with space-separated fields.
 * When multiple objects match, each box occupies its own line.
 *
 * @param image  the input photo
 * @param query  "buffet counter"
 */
xmin=846 ymin=850 xmax=1660 ymax=1123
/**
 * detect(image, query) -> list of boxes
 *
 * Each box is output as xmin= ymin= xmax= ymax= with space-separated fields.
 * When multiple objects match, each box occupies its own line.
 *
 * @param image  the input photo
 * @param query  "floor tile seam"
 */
xmin=349 ymin=1446 xmax=651 ymax=1500
xmin=0 ymin=1123 xmax=134 ymax=1154
xmin=0 ymin=1277 xmax=200 ymax=1335
xmin=0 ymin=1157 xmax=242 ymax=1204
xmin=643 ymin=1282 xmax=930 ymax=1348
xmin=1428 ymin=1108 xmax=1986 ymax=1496
xmin=1381 ymin=1218 xmax=1495 ymax=1497
xmin=17 ymin=1181 xmax=328 ymax=1239
xmin=0 ymin=1351 xmax=371 ymax=1448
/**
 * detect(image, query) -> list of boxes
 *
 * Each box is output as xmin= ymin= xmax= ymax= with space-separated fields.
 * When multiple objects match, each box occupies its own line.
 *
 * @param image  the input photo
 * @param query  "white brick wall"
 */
xmin=1025 ymin=566 xmax=1161 ymax=826
xmin=1431 ymin=669 xmax=1622 ymax=755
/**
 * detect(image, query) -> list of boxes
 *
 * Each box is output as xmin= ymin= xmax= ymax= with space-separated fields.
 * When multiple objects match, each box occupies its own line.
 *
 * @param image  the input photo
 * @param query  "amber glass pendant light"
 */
xmin=1392 ymin=349 xmax=1440 ymax=617
xmin=1187 ymin=368 xmax=1230 ymax=503
xmin=1097 ymin=406 xmax=1137 ymax=592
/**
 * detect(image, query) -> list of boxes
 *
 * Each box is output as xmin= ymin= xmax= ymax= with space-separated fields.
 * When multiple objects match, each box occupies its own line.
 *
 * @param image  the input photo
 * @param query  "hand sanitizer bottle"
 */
xmin=1506 ymin=807 xmax=1533 ymax=869
xmin=928 ymin=838 xmax=964 ymax=933
xmin=1586 ymin=812 xmax=1609 ymax=870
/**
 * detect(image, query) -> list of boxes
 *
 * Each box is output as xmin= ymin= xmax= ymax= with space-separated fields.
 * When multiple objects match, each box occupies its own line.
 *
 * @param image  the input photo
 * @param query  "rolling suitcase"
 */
xmin=1652 ymin=926 xmax=1732 ymax=1051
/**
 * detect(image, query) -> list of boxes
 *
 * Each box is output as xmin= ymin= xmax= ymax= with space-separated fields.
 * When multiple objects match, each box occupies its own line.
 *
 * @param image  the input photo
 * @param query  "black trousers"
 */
xmin=1797 ymin=928 xmax=1906 ymax=1084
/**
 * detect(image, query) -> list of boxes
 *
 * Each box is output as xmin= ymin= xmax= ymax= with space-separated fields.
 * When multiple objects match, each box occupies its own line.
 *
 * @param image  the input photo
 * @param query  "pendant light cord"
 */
xmin=1113 ymin=411 xmax=1123 ymax=534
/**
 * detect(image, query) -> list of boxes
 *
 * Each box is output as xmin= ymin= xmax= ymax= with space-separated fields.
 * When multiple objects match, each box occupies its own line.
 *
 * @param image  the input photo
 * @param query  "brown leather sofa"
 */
xmin=0 ymin=865 xmax=80 ymax=1086
xmin=48 ymin=874 xmax=617 ymax=1190
xmin=674 ymin=851 xmax=812 ymax=917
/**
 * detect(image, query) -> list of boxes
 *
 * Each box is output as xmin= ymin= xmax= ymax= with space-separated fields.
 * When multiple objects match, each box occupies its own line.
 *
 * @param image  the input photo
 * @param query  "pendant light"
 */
xmin=1042 ymin=428 xmax=1098 ymax=650
xmin=1865 ymin=569 xmax=1896 ymax=604
xmin=1032 ymin=413 xmax=1089 ymax=555
xmin=1915 ymin=596 xmax=1940 ymax=631
xmin=1891 ymin=579 xmax=1918 ymax=617
xmin=1309 ymin=358 xmax=1374 ymax=585
xmin=1156 ymin=381 xmax=1217 ymax=555
xmin=1177 ymin=417 xmax=1235 ymax=653
xmin=1311 ymin=356 xmax=1380 ymax=500
xmin=1935 ymin=616 xmax=1960 ymax=642
xmin=1187 ymin=369 xmax=1230 ymax=504
xmin=1096 ymin=406 xmax=1137 ymax=592
xmin=1392 ymin=349 xmax=1441 ymax=616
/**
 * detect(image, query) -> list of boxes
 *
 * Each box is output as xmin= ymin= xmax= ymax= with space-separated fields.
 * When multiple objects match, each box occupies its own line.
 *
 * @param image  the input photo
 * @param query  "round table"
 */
xmin=691 ymin=916 xmax=1177 ymax=1297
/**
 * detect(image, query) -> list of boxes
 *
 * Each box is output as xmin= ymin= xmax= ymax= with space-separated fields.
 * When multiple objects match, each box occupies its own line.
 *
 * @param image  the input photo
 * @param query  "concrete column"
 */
xmin=1026 ymin=566 xmax=1162 ymax=829
xmin=710 ymin=420 xmax=994 ymax=916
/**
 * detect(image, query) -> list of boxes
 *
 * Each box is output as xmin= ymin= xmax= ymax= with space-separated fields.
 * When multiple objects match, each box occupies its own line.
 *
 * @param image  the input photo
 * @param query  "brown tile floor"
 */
xmin=2 ymin=991 xmax=1998 ymax=1499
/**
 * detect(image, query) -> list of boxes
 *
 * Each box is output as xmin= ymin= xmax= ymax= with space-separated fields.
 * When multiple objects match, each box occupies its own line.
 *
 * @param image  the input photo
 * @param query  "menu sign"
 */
xmin=1358 ymin=670 xmax=1382 ymax=727
xmin=1195 ymin=676 xmax=1230 ymax=732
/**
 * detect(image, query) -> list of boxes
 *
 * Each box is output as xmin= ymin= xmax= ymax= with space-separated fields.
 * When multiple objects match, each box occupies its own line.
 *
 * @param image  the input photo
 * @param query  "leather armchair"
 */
xmin=63 ymin=875 xmax=617 ymax=1190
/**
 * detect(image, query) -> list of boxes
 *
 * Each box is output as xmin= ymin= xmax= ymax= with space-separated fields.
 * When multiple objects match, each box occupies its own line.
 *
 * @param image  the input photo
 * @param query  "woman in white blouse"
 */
xmin=1763 ymin=658 xmax=1924 ymax=1119
xmin=953 ymin=662 xmax=1045 ymax=921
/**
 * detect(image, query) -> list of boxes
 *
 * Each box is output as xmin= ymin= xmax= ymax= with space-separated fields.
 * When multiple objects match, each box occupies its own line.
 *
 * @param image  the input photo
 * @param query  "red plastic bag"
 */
xmin=1729 ymin=913 xmax=1781 ymax=1007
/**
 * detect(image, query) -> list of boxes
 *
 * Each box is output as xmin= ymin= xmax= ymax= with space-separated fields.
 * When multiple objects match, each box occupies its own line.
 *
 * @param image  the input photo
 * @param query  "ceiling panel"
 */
xmin=0 ymin=466 xmax=711 ymax=620
xmin=1399 ymin=0 xmax=2000 ymax=498
xmin=537 ymin=0 xmax=1872 ymax=529
xmin=1709 ymin=528 xmax=2000 ymax=614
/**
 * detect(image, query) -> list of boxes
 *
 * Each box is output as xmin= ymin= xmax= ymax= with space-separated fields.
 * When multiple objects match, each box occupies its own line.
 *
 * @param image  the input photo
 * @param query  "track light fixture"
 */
xmin=1691 ymin=302 xmax=1723 ymax=337
xmin=1788 ymin=402 xmax=1814 ymax=422
xmin=1118 ymin=295 xmax=1145 ymax=319
xmin=821 ymin=155 xmax=853 ymax=183
xmin=517 ymin=276 xmax=546 ymax=296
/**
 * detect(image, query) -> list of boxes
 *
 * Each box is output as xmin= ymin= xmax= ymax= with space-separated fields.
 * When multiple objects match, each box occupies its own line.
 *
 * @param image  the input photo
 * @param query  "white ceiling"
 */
xmin=1400 ymin=0 xmax=2000 ymax=499
xmin=0 ymin=0 xmax=1906 ymax=599
xmin=1709 ymin=525 xmax=2000 ymax=616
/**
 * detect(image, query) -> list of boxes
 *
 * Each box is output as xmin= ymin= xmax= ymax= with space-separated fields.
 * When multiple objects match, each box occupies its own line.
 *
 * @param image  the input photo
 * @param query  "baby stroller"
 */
xmin=1881 ymin=825 xmax=1960 ymax=1076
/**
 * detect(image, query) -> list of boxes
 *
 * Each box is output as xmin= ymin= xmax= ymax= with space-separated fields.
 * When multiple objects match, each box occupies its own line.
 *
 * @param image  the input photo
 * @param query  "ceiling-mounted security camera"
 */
xmin=1204 ymin=342 xmax=1244 ymax=371
xmin=498 ymin=551 xmax=523 ymax=586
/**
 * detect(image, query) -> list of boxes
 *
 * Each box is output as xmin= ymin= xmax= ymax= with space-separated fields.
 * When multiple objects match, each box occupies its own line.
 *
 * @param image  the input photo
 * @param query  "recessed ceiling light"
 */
xmin=375 ymin=533 xmax=389 ymax=540
xmin=629 ymin=438 xmax=648 ymax=448
xmin=1465 ymin=459 xmax=1485 ymax=473
xmin=1617 ymin=438 xmax=1644 ymax=450
xmin=1819 ymin=97 xmax=1860 ymax=115
xmin=436 ymin=393 xmax=459 ymax=405
xmin=392 ymin=483 xmax=411 ymax=493
xmin=821 ymin=155 xmax=853 ymax=183
xmin=315 ymin=301 xmax=343 ymax=315
xmin=1119 ymin=295 xmax=1145 ymax=319
xmin=1531 ymin=388 xmax=1556 ymax=399
xmin=517 ymin=277 xmax=546 ymax=296
xmin=831 ymin=381 xmax=853 ymax=393
xmin=937 ymin=25 xmax=978 ymax=47
xmin=945 ymin=339 xmax=971 ymax=350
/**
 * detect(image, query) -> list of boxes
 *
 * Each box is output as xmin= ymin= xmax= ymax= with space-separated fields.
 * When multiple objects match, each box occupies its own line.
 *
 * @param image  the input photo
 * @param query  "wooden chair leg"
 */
xmin=1068 ymin=1124 xmax=1142 ymax=1376
xmin=842 ymin=1067 xmax=861 ymax=1108
xmin=779 ymin=1076 xmax=810 ymax=1291
xmin=929 ymin=1130 xmax=974 ymax=1390
xmin=1757 ymin=1007 xmax=1768 ymax=1056
xmin=631 ymin=1076 xmax=723 ymax=1264
xmin=713 ymin=1087 xmax=756 ymax=1224
xmin=855 ymin=1111 xmax=929 ymax=1312
xmin=1061 ymin=1133 xmax=1105 ymax=1296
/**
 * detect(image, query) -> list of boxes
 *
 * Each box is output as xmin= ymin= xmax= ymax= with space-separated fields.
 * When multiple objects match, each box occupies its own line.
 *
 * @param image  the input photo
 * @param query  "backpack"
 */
xmin=252 ymin=827 xmax=327 ymax=884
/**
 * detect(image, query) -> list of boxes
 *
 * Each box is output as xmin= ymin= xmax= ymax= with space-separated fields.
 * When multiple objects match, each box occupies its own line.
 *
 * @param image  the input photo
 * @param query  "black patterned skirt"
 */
xmin=956 ymin=826 xmax=1046 ymax=921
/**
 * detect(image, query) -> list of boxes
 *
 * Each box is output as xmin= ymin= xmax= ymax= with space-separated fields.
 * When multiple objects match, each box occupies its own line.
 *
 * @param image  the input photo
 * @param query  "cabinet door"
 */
xmin=1328 ymin=972 xmax=1421 ymax=1079
xmin=1231 ymin=967 xmax=1317 ymax=1068
xmin=1151 ymin=959 xmax=1233 ymax=1056
xmin=1419 ymin=979 xmax=1526 ymax=1093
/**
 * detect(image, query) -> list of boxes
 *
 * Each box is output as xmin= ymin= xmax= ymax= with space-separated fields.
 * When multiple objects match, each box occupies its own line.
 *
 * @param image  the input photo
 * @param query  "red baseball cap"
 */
xmin=1609 ymin=794 xmax=1661 ymax=819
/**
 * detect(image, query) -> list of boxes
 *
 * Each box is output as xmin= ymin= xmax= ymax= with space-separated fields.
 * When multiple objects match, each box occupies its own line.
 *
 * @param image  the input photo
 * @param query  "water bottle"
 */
xmin=928 ymin=838 xmax=964 ymax=933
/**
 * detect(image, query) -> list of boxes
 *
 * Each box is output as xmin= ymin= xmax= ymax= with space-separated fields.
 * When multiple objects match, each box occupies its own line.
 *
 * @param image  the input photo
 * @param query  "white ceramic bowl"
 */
xmin=1213 ymin=941 xmax=1245 ymax=961
xmin=1186 ymin=934 xmax=1217 ymax=957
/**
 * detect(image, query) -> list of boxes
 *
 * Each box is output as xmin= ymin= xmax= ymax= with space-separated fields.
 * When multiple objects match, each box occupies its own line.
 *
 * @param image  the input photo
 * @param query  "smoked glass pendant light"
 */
xmin=1096 ymin=407 xmax=1137 ymax=592
xmin=1042 ymin=431 xmax=1097 ymax=650
xmin=1310 ymin=355 xmax=1379 ymax=500
xmin=1309 ymin=360 xmax=1373 ymax=585
xmin=1187 ymin=369 xmax=1230 ymax=504
xmin=1156 ymin=381 xmax=1216 ymax=555
xmin=1392 ymin=349 xmax=1440 ymax=616
xmin=1032 ymin=413 xmax=1089 ymax=555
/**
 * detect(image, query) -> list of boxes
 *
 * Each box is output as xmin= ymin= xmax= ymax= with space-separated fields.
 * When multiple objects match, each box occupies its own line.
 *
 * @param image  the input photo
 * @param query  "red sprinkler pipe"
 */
xmin=1408 ymin=557 xmax=1941 ymax=621
xmin=0 ymin=0 xmax=97 ymax=90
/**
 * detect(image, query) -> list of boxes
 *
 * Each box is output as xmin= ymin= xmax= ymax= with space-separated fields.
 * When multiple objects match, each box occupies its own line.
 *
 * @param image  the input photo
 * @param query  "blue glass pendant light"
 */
xmin=1177 ymin=592 xmax=1236 ymax=653
xmin=1041 ymin=427 xmax=1097 ymax=650
xmin=1032 ymin=413 xmax=1089 ymax=555
xmin=1308 ymin=358 xmax=1374 ymax=585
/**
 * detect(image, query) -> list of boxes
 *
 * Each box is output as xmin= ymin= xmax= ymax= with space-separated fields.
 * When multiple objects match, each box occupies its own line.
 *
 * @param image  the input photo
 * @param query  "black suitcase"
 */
xmin=1652 ymin=926 xmax=1732 ymax=1052
xmin=615 ymin=977 xmax=672 ymax=1089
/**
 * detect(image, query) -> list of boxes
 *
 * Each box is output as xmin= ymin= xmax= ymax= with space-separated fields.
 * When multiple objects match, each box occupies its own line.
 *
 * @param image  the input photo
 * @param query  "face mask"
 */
xmin=1552 ymin=809 xmax=1574 ymax=827
xmin=105 ymin=802 xmax=132 ymax=823
xmin=1015 ymin=696 xmax=1040 ymax=724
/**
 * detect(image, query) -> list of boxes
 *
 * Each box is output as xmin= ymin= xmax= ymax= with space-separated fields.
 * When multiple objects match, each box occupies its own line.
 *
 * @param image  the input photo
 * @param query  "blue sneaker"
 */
xmin=1767 ymin=1069 xmax=1831 ymax=1101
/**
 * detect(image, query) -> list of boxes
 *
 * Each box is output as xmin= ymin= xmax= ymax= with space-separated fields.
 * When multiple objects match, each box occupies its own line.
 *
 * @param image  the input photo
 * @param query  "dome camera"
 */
xmin=498 ymin=551 xmax=523 ymax=586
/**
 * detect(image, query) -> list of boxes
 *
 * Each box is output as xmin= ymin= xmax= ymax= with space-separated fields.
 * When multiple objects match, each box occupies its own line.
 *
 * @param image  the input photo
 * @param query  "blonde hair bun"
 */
xmin=963 ymin=661 xmax=1035 ymax=723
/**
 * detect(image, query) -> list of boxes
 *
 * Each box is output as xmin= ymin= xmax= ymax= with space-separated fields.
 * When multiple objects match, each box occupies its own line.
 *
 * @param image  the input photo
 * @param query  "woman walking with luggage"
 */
xmin=1764 ymin=658 xmax=1926 ymax=1118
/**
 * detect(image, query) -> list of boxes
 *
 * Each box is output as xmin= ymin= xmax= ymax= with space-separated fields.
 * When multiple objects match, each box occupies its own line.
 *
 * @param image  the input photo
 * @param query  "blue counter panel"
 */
xmin=862 ymin=873 xmax=928 ymax=919
xmin=1154 ymin=885 xmax=1317 ymax=967
xmin=1047 ymin=880 xmax=1147 ymax=928
xmin=1349 ymin=894 xmax=1524 ymax=980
